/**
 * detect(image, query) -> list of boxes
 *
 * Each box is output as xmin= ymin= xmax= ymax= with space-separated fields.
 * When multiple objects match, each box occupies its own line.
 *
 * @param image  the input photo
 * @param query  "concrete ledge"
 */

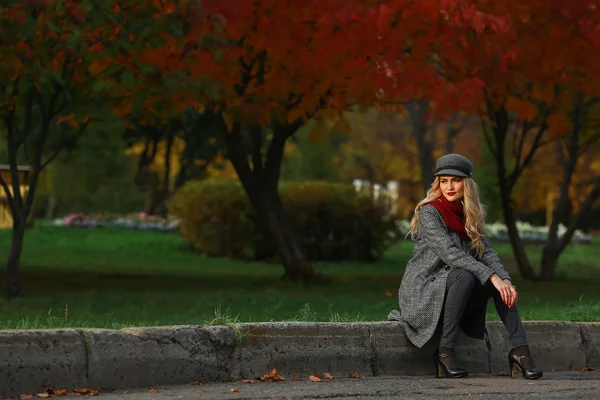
xmin=236 ymin=322 xmax=373 ymax=379
xmin=82 ymin=326 xmax=237 ymax=391
xmin=579 ymin=322 xmax=600 ymax=368
xmin=370 ymin=322 xmax=488 ymax=375
xmin=0 ymin=322 xmax=596 ymax=397
xmin=487 ymin=321 xmax=586 ymax=372
xmin=0 ymin=329 xmax=87 ymax=396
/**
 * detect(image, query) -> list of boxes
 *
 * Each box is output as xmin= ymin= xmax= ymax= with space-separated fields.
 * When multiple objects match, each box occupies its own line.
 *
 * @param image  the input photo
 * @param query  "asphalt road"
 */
xmin=58 ymin=371 xmax=600 ymax=400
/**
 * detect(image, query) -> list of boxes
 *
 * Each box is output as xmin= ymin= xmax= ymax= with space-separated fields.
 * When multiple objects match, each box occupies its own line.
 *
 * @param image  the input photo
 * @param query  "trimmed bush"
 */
xmin=169 ymin=180 xmax=400 ymax=262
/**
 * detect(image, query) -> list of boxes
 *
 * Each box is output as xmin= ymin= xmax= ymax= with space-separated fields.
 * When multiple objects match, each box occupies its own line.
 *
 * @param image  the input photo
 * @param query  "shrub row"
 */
xmin=169 ymin=180 xmax=401 ymax=262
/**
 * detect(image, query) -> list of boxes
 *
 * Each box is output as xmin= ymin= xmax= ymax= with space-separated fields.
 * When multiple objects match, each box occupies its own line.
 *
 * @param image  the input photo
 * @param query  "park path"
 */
xmin=56 ymin=371 xmax=600 ymax=400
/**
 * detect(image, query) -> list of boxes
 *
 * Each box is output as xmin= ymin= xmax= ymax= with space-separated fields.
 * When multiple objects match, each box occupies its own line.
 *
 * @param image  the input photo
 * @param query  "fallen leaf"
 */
xmin=191 ymin=381 xmax=203 ymax=386
xmin=490 ymin=370 xmax=510 ymax=376
xmin=50 ymin=388 xmax=68 ymax=397
xmin=385 ymin=289 xmax=393 ymax=297
xmin=19 ymin=396 xmax=35 ymax=400
xmin=568 ymin=364 xmax=573 ymax=371
xmin=309 ymin=375 xmax=321 ymax=382
xmin=350 ymin=372 xmax=363 ymax=379
xmin=323 ymin=373 xmax=334 ymax=379
xmin=148 ymin=388 xmax=159 ymax=393
xmin=258 ymin=368 xmax=285 ymax=382
xmin=74 ymin=388 xmax=96 ymax=394
xmin=35 ymin=395 xmax=49 ymax=399
xmin=580 ymin=367 xmax=595 ymax=373
xmin=396 ymin=376 xmax=402 ymax=380
xmin=242 ymin=379 xmax=256 ymax=384
xmin=230 ymin=388 xmax=239 ymax=392
xmin=292 ymin=377 xmax=303 ymax=381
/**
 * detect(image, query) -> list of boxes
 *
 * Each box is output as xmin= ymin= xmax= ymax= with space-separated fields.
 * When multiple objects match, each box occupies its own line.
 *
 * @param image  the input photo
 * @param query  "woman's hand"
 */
xmin=490 ymin=274 xmax=518 ymax=308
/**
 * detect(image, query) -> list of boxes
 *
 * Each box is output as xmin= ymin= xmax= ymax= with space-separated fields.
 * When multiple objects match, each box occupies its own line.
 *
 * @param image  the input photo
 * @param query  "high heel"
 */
xmin=508 ymin=347 xmax=543 ymax=380
xmin=434 ymin=349 xmax=468 ymax=378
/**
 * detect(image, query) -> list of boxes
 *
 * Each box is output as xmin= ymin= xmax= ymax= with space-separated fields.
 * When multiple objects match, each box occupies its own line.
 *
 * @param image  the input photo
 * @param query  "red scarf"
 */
xmin=425 ymin=195 xmax=470 ymax=241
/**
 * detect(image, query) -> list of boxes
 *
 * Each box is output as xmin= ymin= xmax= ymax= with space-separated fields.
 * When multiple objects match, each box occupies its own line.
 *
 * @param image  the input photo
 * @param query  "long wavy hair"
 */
xmin=408 ymin=176 xmax=487 ymax=258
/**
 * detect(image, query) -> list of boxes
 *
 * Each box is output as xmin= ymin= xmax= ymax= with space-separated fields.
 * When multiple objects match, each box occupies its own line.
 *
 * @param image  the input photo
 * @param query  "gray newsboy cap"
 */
xmin=435 ymin=153 xmax=474 ymax=178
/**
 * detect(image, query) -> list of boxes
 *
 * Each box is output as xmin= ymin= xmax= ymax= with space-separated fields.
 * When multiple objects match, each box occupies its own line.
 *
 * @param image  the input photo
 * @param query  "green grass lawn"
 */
xmin=0 ymin=222 xmax=599 ymax=329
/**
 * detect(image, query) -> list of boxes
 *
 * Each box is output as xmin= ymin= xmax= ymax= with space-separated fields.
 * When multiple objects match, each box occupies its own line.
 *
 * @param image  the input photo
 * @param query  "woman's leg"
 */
xmin=487 ymin=283 xmax=542 ymax=378
xmin=436 ymin=268 xmax=475 ymax=377
xmin=490 ymin=288 xmax=529 ymax=348
xmin=440 ymin=268 xmax=477 ymax=349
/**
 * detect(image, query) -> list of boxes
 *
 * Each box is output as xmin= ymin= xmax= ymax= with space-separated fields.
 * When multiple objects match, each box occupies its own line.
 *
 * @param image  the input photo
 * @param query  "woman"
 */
xmin=389 ymin=154 xmax=542 ymax=380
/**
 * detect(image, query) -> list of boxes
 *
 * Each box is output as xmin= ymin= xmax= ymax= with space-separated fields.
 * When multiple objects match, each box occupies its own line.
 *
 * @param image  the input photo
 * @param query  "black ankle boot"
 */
xmin=434 ymin=347 xmax=468 ymax=378
xmin=508 ymin=346 xmax=543 ymax=380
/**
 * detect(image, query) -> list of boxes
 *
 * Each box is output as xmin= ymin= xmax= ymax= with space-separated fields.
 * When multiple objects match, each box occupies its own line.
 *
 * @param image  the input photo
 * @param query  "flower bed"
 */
xmin=53 ymin=212 xmax=594 ymax=244
xmin=53 ymin=212 xmax=180 ymax=232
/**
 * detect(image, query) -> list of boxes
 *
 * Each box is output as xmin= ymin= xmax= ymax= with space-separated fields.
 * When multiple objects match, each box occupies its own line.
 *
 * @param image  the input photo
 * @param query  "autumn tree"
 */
xmin=541 ymin=95 xmax=600 ymax=280
xmin=129 ymin=0 xmax=398 ymax=282
xmin=179 ymin=0 xmax=502 ymax=282
xmin=419 ymin=1 xmax=600 ymax=280
xmin=0 ymin=0 xmax=196 ymax=298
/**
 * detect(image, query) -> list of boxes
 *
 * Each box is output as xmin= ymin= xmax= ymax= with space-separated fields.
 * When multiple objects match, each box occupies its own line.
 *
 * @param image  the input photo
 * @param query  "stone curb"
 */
xmin=0 ymin=322 xmax=598 ymax=397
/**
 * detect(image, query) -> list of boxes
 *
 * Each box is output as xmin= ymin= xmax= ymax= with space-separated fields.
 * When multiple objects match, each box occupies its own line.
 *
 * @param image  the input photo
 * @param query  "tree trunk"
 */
xmin=3 ymin=169 xmax=40 ymax=299
xmin=222 ymin=121 xmax=324 ymax=283
xmin=541 ymin=177 xmax=600 ymax=279
xmin=541 ymin=113 xmax=580 ymax=280
xmin=498 ymin=184 xmax=537 ymax=281
xmin=539 ymin=245 xmax=559 ymax=281
xmin=6 ymin=217 xmax=26 ymax=299
xmin=490 ymin=106 xmax=538 ymax=281
xmin=45 ymin=195 xmax=57 ymax=219
xmin=406 ymin=99 xmax=435 ymax=196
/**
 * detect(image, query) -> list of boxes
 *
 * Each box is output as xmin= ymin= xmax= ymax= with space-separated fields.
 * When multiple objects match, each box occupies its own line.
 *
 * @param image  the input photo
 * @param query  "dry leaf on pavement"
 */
xmin=74 ymin=388 xmax=98 ymax=394
xmin=230 ymin=388 xmax=239 ymax=392
xmin=490 ymin=370 xmax=510 ymax=376
xmin=309 ymin=375 xmax=321 ymax=382
xmin=323 ymin=373 xmax=334 ymax=379
xmin=148 ymin=388 xmax=159 ymax=393
xmin=350 ymin=372 xmax=363 ymax=379
xmin=258 ymin=368 xmax=285 ymax=382
xmin=242 ymin=379 xmax=256 ymax=384
xmin=580 ymin=367 xmax=595 ymax=373
xmin=292 ymin=377 xmax=303 ymax=381
xmin=19 ymin=396 xmax=35 ymax=400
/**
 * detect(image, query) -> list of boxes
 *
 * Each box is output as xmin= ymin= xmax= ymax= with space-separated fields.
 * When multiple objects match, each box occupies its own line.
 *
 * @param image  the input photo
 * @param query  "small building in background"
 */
xmin=0 ymin=165 xmax=31 ymax=228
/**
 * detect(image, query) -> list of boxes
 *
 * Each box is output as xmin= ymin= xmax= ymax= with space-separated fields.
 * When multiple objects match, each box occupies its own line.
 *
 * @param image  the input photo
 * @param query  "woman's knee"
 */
xmin=448 ymin=268 xmax=477 ymax=287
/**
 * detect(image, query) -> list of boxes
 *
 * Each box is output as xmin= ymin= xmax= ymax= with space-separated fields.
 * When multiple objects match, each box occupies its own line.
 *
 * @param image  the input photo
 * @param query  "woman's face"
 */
xmin=439 ymin=176 xmax=465 ymax=203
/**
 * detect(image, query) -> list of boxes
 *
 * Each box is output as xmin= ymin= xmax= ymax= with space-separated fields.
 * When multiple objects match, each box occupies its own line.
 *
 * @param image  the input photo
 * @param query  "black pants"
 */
xmin=440 ymin=268 xmax=528 ymax=349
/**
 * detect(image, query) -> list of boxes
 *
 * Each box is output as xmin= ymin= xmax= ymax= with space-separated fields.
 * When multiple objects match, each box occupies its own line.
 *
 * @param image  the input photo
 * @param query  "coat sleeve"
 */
xmin=418 ymin=205 xmax=494 ymax=285
xmin=480 ymin=237 xmax=511 ymax=281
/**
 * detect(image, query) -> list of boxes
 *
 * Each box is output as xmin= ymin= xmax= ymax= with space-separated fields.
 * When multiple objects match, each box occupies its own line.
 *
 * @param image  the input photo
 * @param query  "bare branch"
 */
xmin=558 ymin=177 xmax=600 ymax=252
xmin=0 ymin=174 xmax=15 ymax=216
xmin=39 ymin=119 xmax=91 ymax=171
xmin=578 ymin=131 xmax=600 ymax=156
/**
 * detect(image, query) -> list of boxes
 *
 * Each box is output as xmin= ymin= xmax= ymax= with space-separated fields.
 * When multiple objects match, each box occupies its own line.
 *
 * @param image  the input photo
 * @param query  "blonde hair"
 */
xmin=408 ymin=176 xmax=487 ymax=258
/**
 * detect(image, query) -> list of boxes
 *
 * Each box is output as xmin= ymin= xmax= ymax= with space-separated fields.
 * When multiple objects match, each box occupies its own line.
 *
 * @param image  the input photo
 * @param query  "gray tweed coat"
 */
xmin=388 ymin=204 xmax=511 ymax=348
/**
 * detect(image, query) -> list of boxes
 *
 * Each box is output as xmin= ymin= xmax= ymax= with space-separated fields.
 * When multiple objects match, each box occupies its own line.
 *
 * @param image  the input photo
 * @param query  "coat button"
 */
xmin=430 ymin=277 xmax=436 ymax=282
xmin=445 ymin=266 xmax=450 ymax=271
